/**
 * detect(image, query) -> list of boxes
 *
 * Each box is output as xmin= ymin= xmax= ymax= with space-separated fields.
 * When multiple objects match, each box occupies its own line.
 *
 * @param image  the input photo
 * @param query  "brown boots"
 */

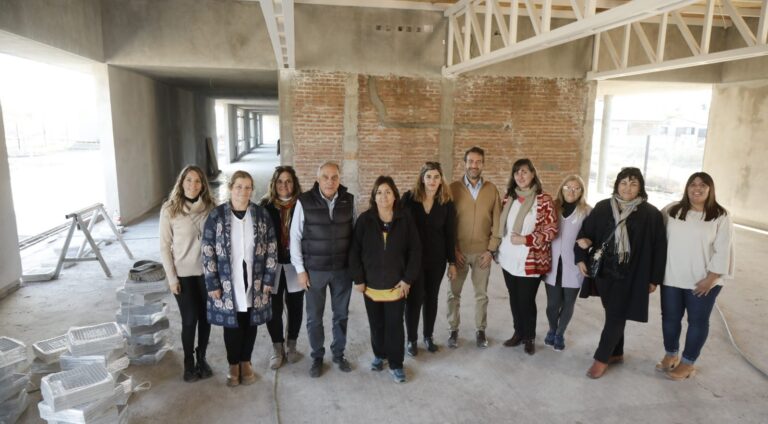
xmin=227 ymin=364 xmax=240 ymax=387
xmin=227 ymin=362 xmax=257 ymax=386
xmin=240 ymin=361 xmax=257 ymax=385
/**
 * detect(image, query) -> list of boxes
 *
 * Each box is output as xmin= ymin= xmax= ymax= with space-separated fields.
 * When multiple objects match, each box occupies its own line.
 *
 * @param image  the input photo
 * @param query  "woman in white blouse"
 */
xmin=658 ymin=172 xmax=734 ymax=380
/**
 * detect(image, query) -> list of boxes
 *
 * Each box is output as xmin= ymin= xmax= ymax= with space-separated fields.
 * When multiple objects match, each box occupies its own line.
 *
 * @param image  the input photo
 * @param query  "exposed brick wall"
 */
xmin=287 ymin=71 xmax=590 ymax=208
xmin=291 ymin=71 xmax=347 ymax=188
xmin=453 ymin=76 xmax=590 ymax=197
xmin=357 ymin=75 xmax=442 ymax=207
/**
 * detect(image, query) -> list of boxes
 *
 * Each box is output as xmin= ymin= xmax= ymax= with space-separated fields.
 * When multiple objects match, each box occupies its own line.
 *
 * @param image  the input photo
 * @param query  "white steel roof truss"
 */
xmin=588 ymin=0 xmax=768 ymax=80
xmin=257 ymin=0 xmax=295 ymax=69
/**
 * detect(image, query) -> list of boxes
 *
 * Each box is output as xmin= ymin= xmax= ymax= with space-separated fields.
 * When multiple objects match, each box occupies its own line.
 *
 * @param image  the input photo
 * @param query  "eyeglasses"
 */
xmin=562 ymin=186 xmax=583 ymax=193
xmin=424 ymin=161 xmax=442 ymax=170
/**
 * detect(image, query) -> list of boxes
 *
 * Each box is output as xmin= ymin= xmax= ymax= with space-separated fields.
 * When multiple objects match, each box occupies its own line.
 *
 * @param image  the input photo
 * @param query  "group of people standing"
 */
xmin=158 ymin=146 xmax=734 ymax=386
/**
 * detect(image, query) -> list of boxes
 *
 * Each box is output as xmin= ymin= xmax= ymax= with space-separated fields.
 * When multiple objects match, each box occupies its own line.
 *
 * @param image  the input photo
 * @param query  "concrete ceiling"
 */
xmin=116 ymin=65 xmax=278 ymax=97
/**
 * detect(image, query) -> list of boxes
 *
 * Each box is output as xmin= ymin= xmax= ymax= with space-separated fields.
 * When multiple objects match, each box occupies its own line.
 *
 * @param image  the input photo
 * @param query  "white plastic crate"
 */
xmin=0 ymin=372 xmax=30 ymax=403
xmin=115 ymin=287 xmax=167 ymax=306
xmin=40 ymin=363 xmax=115 ymax=412
xmin=122 ymin=277 xmax=168 ymax=294
xmin=0 ymin=387 xmax=28 ymax=424
xmin=114 ymin=373 xmax=132 ymax=406
xmin=33 ymin=334 xmax=68 ymax=364
xmin=119 ymin=318 xmax=169 ymax=338
xmin=128 ymin=343 xmax=171 ymax=366
xmin=38 ymin=391 xmax=117 ymax=424
xmin=115 ymin=303 xmax=169 ymax=326
xmin=0 ymin=336 xmax=27 ymax=368
xmin=67 ymin=323 xmax=125 ymax=356
xmin=127 ymin=329 xmax=169 ymax=346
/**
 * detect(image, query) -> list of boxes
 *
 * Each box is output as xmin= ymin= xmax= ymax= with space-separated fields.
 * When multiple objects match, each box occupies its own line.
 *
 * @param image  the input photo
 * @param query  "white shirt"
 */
xmin=231 ymin=210 xmax=255 ymax=312
xmin=463 ymin=175 xmax=483 ymax=200
xmin=497 ymin=198 xmax=537 ymax=277
xmin=663 ymin=205 xmax=735 ymax=290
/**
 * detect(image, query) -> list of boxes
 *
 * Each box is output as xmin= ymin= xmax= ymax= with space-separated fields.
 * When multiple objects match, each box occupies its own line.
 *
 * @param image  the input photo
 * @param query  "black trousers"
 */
xmin=405 ymin=264 xmax=446 ymax=342
xmin=266 ymin=271 xmax=305 ymax=343
xmin=365 ymin=296 xmax=405 ymax=370
xmin=594 ymin=291 xmax=626 ymax=363
xmin=173 ymin=275 xmax=211 ymax=361
xmin=223 ymin=311 xmax=258 ymax=365
xmin=502 ymin=270 xmax=541 ymax=340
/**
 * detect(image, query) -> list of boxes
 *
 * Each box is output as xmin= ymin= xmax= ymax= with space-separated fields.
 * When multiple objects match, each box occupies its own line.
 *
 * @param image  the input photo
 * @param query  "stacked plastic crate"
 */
xmin=60 ymin=323 xmax=129 ymax=377
xmin=117 ymin=261 xmax=171 ymax=365
xmin=31 ymin=334 xmax=66 ymax=388
xmin=38 ymin=363 xmax=129 ymax=424
xmin=37 ymin=323 xmax=132 ymax=423
xmin=0 ymin=337 xmax=30 ymax=424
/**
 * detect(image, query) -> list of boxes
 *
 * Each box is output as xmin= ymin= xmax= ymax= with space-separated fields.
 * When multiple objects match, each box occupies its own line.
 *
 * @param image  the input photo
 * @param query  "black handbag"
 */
xmin=586 ymin=218 xmax=626 ymax=279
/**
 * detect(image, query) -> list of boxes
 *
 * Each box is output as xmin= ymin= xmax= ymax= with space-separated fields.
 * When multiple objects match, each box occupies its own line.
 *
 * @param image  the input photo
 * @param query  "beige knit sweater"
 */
xmin=159 ymin=198 xmax=210 ymax=286
xmin=450 ymin=179 xmax=502 ymax=255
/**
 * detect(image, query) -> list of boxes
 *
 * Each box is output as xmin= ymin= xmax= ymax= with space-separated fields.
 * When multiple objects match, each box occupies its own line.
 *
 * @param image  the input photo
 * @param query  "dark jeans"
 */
xmin=661 ymin=284 xmax=722 ymax=364
xmin=405 ymin=264 xmax=446 ymax=341
xmin=365 ymin=296 xmax=406 ymax=370
xmin=173 ymin=275 xmax=211 ymax=361
xmin=502 ymin=270 xmax=541 ymax=340
xmin=266 ymin=271 xmax=305 ymax=343
xmin=223 ymin=311 xmax=258 ymax=365
xmin=545 ymin=283 xmax=579 ymax=337
xmin=305 ymin=269 xmax=352 ymax=360
xmin=594 ymin=294 xmax=625 ymax=363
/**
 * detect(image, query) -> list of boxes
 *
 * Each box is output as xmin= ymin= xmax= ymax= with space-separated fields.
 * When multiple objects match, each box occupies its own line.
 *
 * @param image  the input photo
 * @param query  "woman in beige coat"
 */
xmin=160 ymin=165 xmax=216 ymax=382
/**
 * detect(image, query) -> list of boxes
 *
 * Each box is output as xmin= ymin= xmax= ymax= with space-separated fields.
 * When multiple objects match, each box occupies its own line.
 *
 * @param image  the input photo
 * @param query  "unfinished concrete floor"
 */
xmin=3 ymin=147 xmax=767 ymax=423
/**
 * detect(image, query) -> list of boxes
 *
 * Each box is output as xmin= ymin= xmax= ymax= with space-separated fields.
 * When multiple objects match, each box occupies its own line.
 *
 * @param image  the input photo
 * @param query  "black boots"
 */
xmin=183 ymin=356 xmax=198 ymax=382
xmin=196 ymin=347 xmax=213 ymax=379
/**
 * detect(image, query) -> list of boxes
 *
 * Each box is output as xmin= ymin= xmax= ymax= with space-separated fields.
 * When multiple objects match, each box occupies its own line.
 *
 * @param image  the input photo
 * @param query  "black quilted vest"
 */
xmin=299 ymin=182 xmax=354 ymax=271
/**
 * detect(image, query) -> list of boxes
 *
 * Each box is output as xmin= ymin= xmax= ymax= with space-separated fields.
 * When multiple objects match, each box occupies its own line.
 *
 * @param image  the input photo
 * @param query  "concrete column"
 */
xmin=257 ymin=114 xmax=264 ymax=147
xmin=228 ymin=105 xmax=238 ymax=162
xmin=597 ymin=95 xmax=613 ymax=193
xmin=439 ymin=76 xmax=456 ymax=182
xmin=278 ymin=69 xmax=295 ymax=166
xmin=342 ymin=74 xmax=360 ymax=198
xmin=0 ymin=102 xmax=23 ymax=299
xmin=93 ymin=64 xmax=120 ymax=216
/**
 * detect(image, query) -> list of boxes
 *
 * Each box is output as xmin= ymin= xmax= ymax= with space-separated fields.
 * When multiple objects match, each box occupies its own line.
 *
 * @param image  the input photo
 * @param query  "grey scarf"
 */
xmin=610 ymin=195 xmax=644 ymax=264
xmin=512 ymin=185 xmax=537 ymax=236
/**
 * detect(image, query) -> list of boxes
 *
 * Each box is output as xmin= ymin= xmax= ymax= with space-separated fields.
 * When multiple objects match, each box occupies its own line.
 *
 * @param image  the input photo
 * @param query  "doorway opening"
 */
xmin=588 ymin=82 xmax=712 ymax=208
xmin=0 ymin=53 xmax=104 ymax=239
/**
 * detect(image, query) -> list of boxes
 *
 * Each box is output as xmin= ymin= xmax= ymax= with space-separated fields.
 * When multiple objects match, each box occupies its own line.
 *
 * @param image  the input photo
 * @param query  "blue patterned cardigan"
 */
xmin=201 ymin=201 xmax=278 ymax=327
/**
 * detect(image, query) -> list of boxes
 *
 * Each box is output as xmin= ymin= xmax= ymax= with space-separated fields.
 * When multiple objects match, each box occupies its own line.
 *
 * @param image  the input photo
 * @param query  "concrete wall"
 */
xmin=101 ymin=0 xmax=275 ymax=69
xmin=0 ymin=0 xmax=104 ymax=61
xmin=107 ymin=66 xmax=216 ymax=223
xmin=704 ymin=79 xmax=768 ymax=230
xmin=296 ymin=5 xmax=446 ymax=76
xmin=0 ymin=102 xmax=23 ymax=297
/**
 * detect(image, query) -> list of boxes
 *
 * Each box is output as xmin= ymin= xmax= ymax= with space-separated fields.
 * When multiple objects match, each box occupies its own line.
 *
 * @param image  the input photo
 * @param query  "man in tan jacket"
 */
xmin=448 ymin=146 xmax=501 ymax=348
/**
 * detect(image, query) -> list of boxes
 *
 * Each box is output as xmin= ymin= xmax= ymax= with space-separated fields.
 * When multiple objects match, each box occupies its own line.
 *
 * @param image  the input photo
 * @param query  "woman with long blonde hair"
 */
xmin=543 ymin=175 xmax=591 ymax=351
xmin=401 ymin=162 xmax=457 ymax=355
xmin=159 ymin=165 xmax=216 ymax=382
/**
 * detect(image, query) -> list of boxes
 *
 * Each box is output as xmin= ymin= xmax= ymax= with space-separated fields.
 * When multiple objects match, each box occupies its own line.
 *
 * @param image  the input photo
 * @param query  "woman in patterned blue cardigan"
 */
xmin=202 ymin=170 xmax=278 ymax=387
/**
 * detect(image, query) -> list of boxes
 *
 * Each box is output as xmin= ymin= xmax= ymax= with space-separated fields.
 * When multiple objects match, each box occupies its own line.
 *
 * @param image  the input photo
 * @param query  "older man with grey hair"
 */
xmin=290 ymin=161 xmax=356 ymax=377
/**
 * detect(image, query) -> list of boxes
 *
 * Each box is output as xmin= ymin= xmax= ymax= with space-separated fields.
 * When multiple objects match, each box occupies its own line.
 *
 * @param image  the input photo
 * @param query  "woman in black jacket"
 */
xmin=260 ymin=166 xmax=304 ymax=370
xmin=350 ymin=176 xmax=421 ymax=383
xmin=401 ymin=162 xmax=457 ymax=355
xmin=576 ymin=167 xmax=667 ymax=379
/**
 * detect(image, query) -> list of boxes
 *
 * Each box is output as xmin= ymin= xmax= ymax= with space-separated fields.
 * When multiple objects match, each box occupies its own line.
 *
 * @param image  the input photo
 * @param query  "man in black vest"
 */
xmin=290 ymin=161 xmax=356 ymax=377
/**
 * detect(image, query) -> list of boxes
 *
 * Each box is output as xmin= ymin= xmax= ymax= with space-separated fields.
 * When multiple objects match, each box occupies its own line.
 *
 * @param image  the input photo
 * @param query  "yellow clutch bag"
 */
xmin=364 ymin=287 xmax=404 ymax=302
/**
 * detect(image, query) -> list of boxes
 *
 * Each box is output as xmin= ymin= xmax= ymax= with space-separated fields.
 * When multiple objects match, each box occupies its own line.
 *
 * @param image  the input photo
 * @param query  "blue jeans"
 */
xmin=661 ymin=284 xmax=722 ymax=364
